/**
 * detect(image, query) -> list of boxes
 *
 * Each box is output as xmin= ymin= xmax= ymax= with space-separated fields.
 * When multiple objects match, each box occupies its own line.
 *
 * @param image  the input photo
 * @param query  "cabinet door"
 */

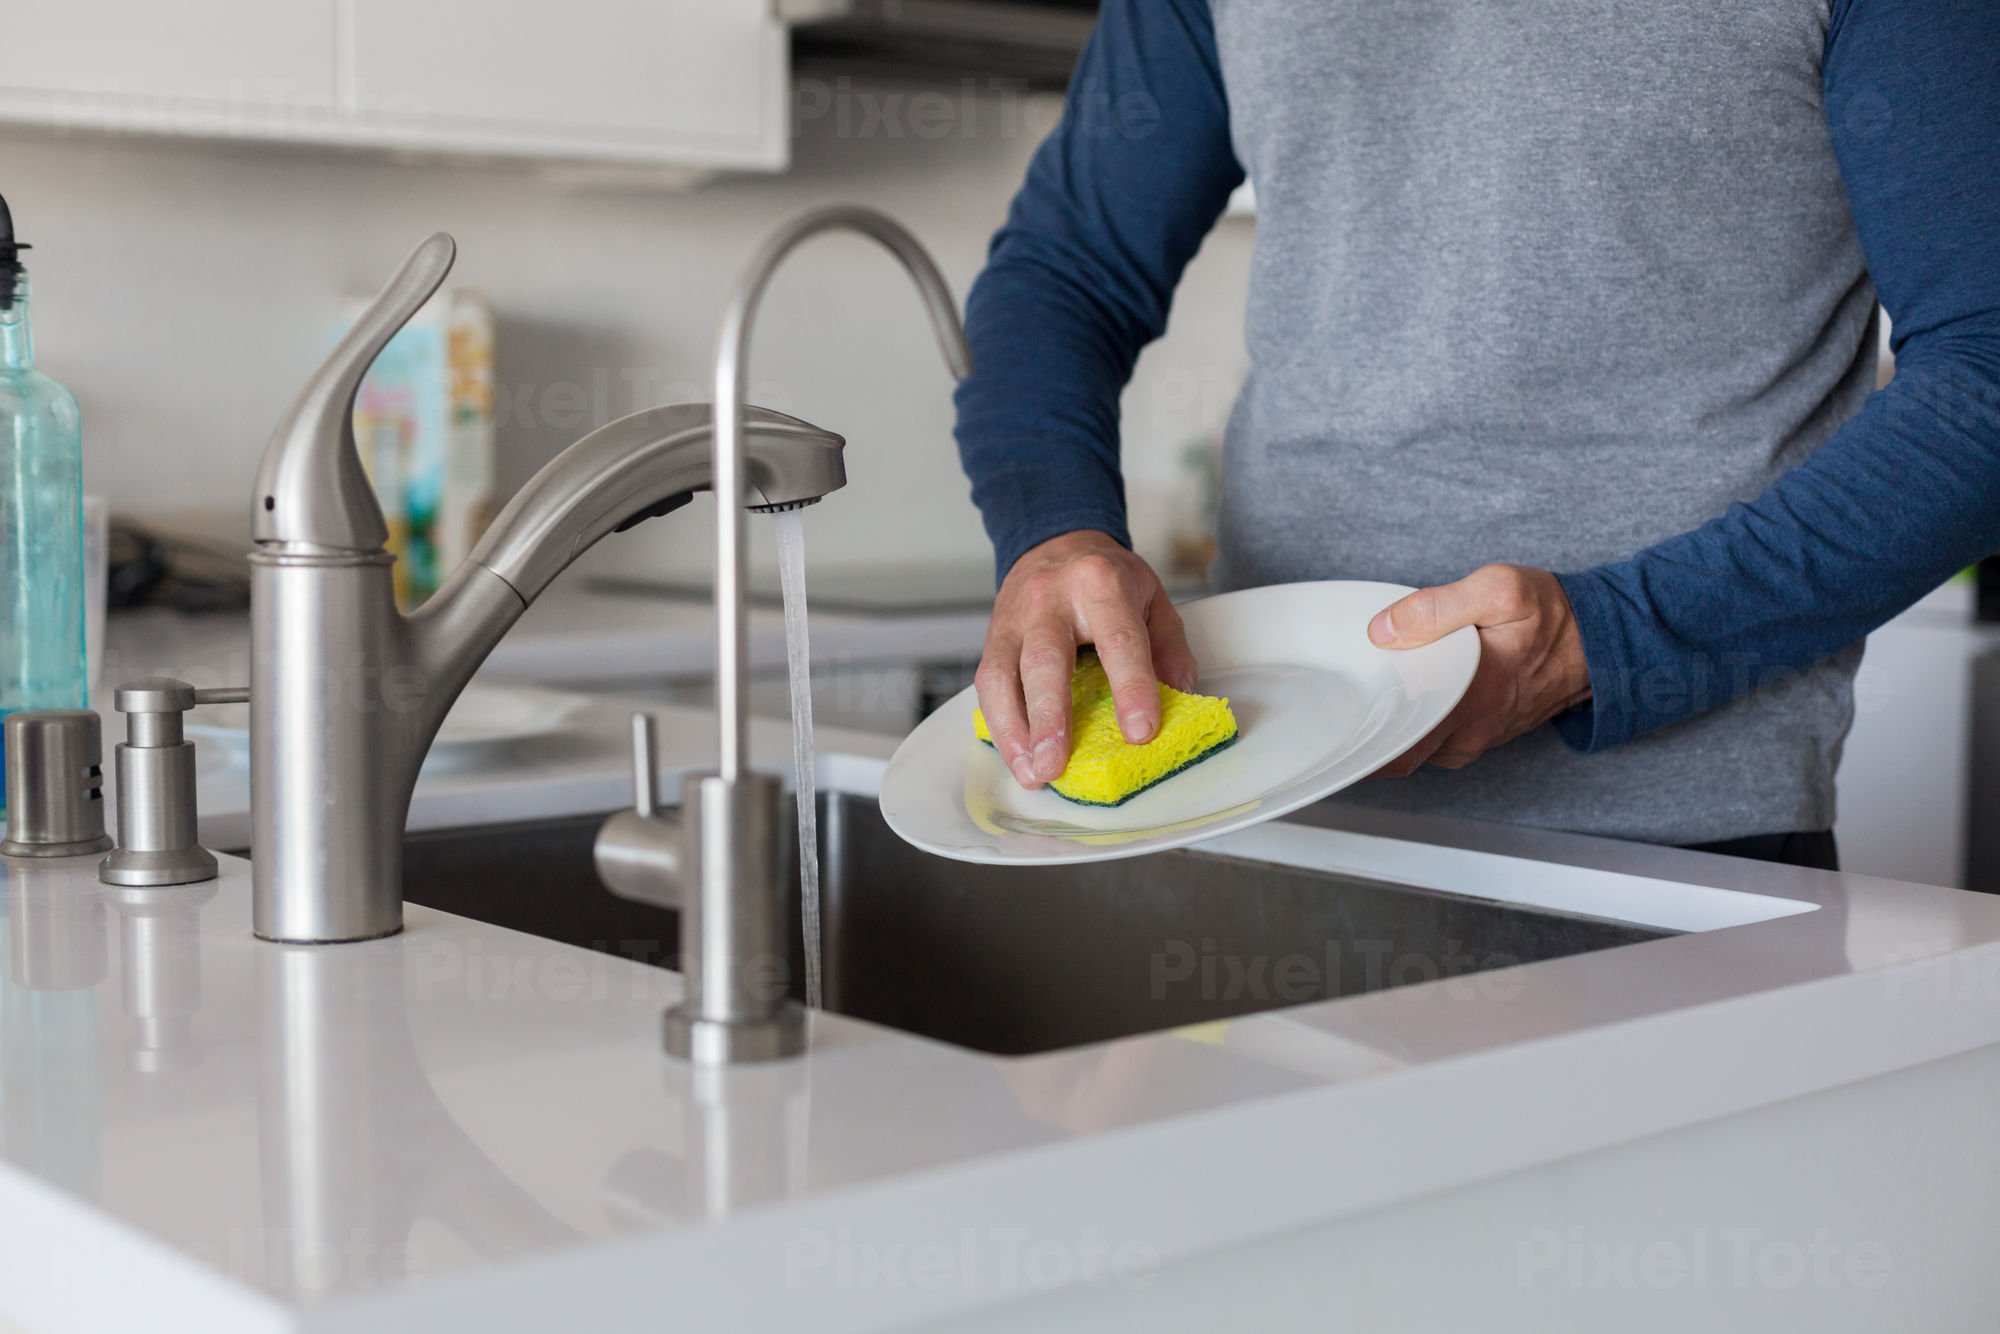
xmin=0 ymin=0 xmax=336 ymax=129
xmin=345 ymin=0 xmax=787 ymax=170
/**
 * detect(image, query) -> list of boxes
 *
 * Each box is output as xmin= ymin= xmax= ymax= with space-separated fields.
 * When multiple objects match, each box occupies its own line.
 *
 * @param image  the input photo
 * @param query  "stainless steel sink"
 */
xmin=395 ymin=785 xmax=1672 ymax=1056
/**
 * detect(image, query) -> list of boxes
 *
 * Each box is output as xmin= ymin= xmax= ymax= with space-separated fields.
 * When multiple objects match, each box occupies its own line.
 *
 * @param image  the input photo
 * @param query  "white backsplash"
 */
xmin=1 ymin=88 xmax=1251 ymax=582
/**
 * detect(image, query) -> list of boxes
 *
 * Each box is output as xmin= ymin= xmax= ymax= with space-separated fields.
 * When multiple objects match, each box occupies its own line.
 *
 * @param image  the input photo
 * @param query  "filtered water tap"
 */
xmin=596 ymin=205 xmax=972 ymax=1064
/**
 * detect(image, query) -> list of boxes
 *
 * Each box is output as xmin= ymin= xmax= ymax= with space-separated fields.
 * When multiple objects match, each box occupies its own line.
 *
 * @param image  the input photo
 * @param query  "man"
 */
xmin=952 ymin=0 xmax=2000 ymax=868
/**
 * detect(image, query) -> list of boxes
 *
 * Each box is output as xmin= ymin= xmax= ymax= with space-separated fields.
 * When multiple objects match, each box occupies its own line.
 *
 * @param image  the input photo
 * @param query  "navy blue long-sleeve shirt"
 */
xmin=953 ymin=0 xmax=2000 ymax=757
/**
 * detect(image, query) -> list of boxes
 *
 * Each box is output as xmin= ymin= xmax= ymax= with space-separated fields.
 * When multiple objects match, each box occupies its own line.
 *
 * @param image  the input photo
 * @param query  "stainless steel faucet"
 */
xmin=248 ymin=231 xmax=852 ymax=944
xmin=249 ymin=207 xmax=970 ymax=1068
xmin=598 ymin=205 xmax=971 ymax=1063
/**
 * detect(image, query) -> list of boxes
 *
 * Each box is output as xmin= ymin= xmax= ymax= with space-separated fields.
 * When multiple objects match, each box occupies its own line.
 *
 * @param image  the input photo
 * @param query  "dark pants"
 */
xmin=1682 ymin=830 xmax=1839 ymax=871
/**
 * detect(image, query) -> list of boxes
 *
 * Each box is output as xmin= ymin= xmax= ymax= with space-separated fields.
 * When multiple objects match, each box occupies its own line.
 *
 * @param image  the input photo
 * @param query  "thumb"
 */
xmin=1368 ymin=578 xmax=1485 ymax=648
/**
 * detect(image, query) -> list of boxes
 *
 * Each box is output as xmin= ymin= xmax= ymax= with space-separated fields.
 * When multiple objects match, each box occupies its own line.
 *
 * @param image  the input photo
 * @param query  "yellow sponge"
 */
xmin=973 ymin=652 xmax=1238 ymax=807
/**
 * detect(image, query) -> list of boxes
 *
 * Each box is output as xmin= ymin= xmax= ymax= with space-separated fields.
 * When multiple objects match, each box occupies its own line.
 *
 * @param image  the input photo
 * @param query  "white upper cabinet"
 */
xmin=0 ymin=0 xmax=789 ymax=173
xmin=0 ymin=1 xmax=339 ymax=124
xmin=344 ymin=0 xmax=786 ymax=169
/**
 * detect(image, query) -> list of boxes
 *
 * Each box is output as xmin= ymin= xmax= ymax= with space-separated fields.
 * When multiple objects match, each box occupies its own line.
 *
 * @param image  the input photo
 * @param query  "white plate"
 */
xmin=880 ymin=581 xmax=1480 ymax=865
xmin=187 ymin=682 xmax=593 ymax=773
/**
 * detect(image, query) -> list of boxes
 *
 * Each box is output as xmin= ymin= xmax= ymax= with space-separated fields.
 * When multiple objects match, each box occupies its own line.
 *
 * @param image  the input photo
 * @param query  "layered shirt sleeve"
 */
xmin=1553 ymin=0 xmax=2000 ymax=750
xmin=951 ymin=0 xmax=1242 ymax=581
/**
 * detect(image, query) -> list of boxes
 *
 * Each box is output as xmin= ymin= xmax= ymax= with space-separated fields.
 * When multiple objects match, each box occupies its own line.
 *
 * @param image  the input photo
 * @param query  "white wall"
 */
xmin=1836 ymin=581 xmax=1988 ymax=889
xmin=0 ymin=88 xmax=1253 ymax=578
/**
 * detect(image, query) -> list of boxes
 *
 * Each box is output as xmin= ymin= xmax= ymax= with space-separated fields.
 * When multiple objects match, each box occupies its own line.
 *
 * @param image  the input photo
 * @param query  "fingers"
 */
xmin=1364 ymin=565 xmax=1575 ymax=774
xmin=1019 ymin=623 xmax=1078 ymax=782
xmin=1367 ymin=584 xmax=1472 ymax=649
xmin=1146 ymin=589 xmax=1200 ymax=695
xmin=973 ymin=633 xmax=1041 ymax=789
xmin=1368 ymin=564 xmax=1533 ymax=649
xmin=1371 ymin=720 xmax=1451 ymax=779
xmin=1079 ymin=582 xmax=1163 ymax=744
xmin=1370 ymin=692 xmax=1476 ymax=779
xmin=979 ymin=532 xmax=1202 ymax=790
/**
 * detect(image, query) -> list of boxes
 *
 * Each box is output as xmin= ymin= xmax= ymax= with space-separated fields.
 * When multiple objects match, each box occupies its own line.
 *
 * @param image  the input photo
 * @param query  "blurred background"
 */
xmin=0 ymin=0 xmax=1248 ymax=584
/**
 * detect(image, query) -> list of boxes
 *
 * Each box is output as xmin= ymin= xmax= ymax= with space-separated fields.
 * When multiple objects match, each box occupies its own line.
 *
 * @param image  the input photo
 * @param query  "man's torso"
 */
xmin=1205 ymin=0 xmax=1878 ymax=843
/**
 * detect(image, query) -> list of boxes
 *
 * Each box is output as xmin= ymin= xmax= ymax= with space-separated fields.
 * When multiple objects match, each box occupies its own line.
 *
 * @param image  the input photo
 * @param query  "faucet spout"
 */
xmin=710 ymin=205 xmax=972 ymax=782
xmin=466 ymin=401 xmax=844 ymax=607
xmin=401 ymin=398 xmax=846 ymax=747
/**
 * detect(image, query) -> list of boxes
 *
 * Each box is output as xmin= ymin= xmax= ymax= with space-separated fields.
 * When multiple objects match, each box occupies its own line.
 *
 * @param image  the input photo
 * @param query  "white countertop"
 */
xmin=7 ymin=750 xmax=2000 ymax=1333
xmin=16 ymin=584 xmax=1998 ymax=1330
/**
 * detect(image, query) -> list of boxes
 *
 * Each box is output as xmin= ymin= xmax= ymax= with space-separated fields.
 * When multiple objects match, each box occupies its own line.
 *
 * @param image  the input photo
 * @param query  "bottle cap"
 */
xmin=0 ymin=191 xmax=28 ymax=312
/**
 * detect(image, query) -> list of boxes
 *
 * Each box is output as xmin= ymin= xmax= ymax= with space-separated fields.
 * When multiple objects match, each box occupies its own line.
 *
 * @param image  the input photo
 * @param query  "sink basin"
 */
xmin=396 ymin=767 xmax=1675 ymax=1055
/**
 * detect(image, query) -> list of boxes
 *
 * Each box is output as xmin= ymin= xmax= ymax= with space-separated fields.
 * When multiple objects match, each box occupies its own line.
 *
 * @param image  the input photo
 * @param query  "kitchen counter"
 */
xmin=17 ymin=588 xmax=1997 ymax=1330
xmin=7 ymin=740 xmax=2000 ymax=1332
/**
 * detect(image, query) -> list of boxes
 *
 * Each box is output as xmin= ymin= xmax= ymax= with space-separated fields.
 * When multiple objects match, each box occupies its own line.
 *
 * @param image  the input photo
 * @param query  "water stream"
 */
xmin=772 ymin=508 xmax=823 ymax=1011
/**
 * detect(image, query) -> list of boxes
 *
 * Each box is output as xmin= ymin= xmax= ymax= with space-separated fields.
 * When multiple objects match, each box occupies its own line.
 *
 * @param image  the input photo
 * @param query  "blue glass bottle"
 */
xmin=0 ymin=195 xmax=87 ymax=811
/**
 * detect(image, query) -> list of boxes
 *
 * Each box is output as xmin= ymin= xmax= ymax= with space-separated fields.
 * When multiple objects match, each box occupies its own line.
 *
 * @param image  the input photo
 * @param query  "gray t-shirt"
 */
xmin=1205 ymin=0 xmax=1874 ymax=843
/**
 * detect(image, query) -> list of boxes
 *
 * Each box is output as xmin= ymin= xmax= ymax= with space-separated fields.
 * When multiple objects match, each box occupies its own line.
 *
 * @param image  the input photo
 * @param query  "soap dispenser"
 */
xmin=0 ymin=192 xmax=89 ymax=812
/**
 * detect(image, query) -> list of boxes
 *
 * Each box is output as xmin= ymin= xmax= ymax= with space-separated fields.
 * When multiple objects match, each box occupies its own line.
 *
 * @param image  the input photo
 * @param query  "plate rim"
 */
xmin=879 ymin=579 xmax=1480 ymax=865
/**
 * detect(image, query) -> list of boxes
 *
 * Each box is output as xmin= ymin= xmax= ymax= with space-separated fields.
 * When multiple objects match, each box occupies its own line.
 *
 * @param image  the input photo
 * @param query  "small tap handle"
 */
xmin=596 ymin=712 xmax=682 ymax=907
xmin=251 ymin=232 xmax=457 ymax=551
xmin=631 ymin=712 xmax=659 ymax=817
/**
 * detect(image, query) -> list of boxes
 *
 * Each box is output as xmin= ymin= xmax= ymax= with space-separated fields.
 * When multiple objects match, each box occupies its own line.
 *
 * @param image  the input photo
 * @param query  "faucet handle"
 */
xmin=596 ymin=712 xmax=682 ymax=907
xmin=251 ymin=232 xmax=457 ymax=551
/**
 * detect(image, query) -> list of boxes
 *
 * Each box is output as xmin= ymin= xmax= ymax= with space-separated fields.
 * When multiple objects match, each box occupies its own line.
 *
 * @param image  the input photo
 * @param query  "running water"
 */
xmin=772 ymin=508 xmax=823 ymax=1011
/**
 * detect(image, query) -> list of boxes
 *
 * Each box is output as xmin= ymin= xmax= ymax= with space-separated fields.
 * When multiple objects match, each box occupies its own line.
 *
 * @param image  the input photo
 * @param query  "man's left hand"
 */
xmin=1366 ymin=564 xmax=1593 ymax=776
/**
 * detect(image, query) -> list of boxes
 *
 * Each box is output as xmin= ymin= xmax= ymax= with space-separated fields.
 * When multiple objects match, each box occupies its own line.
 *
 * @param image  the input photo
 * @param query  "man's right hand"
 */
xmin=974 ymin=530 xmax=1199 ymax=791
